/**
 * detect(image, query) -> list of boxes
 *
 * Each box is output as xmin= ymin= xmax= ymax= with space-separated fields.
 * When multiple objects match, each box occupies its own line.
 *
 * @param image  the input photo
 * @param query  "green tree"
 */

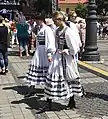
xmin=75 ymin=3 xmax=87 ymax=18
xmin=96 ymin=0 xmax=108 ymax=16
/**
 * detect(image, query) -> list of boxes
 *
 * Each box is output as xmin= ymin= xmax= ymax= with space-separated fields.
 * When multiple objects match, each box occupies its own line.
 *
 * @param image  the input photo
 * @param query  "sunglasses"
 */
xmin=53 ymin=18 xmax=61 ymax=21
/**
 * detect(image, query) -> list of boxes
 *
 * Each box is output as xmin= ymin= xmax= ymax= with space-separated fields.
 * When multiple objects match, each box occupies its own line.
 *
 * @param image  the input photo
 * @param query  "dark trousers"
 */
xmin=0 ymin=50 xmax=8 ymax=69
xmin=17 ymin=36 xmax=29 ymax=49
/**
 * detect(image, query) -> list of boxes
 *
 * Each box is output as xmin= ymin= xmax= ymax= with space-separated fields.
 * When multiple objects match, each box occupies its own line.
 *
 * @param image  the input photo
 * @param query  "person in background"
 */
xmin=102 ymin=21 xmax=108 ymax=39
xmin=10 ymin=20 xmax=18 ymax=48
xmin=3 ymin=18 xmax=11 ymax=48
xmin=27 ymin=19 xmax=36 ymax=54
xmin=66 ymin=16 xmax=82 ymax=62
xmin=17 ymin=11 xmax=26 ymax=24
xmin=78 ymin=20 xmax=86 ymax=59
xmin=0 ymin=16 xmax=8 ymax=74
xmin=16 ymin=21 xmax=29 ymax=57
xmin=45 ymin=18 xmax=56 ymax=34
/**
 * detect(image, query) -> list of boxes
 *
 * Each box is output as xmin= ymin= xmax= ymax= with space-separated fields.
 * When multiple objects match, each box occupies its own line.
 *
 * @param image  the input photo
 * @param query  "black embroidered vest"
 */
xmin=56 ymin=27 xmax=68 ymax=50
xmin=37 ymin=30 xmax=45 ymax=45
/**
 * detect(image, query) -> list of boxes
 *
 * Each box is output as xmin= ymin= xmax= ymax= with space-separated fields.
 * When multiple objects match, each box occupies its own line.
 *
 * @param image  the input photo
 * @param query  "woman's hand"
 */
xmin=58 ymin=49 xmax=69 ymax=55
xmin=48 ymin=56 xmax=52 ymax=62
xmin=58 ymin=49 xmax=62 ymax=54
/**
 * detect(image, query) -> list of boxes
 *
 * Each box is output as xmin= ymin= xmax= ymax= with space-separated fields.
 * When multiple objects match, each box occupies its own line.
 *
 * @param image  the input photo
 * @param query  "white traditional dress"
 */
xmin=44 ymin=24 xmax=83 ymax=100
xmin=24 ymin=23 xmax=56 ymax=85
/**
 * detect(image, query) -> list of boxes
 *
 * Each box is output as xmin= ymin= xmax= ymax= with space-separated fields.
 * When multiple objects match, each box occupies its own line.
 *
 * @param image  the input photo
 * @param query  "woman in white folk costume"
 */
xmin=37 ymin=11 xmax=83 ymax=113
xmin=24 ymin=14 xmax=56 ymax=97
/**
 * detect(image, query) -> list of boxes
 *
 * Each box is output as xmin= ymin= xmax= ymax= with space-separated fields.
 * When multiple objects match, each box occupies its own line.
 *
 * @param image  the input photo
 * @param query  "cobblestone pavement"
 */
xmin=0 ymin=40 xmax=108 ymax=119
xmin=0 ymin=70 xmax=35 ymax=119
xmin=96 ymin=40 xmax=108 ymax=71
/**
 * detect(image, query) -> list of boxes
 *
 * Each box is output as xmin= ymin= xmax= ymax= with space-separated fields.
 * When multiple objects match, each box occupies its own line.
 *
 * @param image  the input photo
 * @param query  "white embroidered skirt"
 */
xmin=44 ymin=52 xmax=83 ymax=100
xmin=24 ymin=45 xmax=49 ymax=85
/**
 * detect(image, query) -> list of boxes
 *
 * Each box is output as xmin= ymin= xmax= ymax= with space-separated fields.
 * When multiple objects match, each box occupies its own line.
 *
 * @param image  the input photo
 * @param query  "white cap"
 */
xmin=45 ymin=18 xmax=54 ymax=25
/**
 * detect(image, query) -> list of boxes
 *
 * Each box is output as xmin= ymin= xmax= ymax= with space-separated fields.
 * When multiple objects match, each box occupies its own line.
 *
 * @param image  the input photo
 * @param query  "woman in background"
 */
xmin=16 ymin=21 xmax=29 ymax=57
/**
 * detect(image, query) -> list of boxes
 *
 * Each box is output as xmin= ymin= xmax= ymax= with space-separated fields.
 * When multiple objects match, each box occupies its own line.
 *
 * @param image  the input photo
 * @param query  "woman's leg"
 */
xmin=17 ymin=36 xmax=23 ymax=57
xmin=15 ymin=33 xmax=19 ymax=45
xmin=0 ymin=51 xmax=5 ymax=73
xmin=24 ymin=36 xmax=29 ymax=56
xmin=67 ymin=95 xmax=76 ymax=109
xmin=11 ymin=32 xmax=15 ymax=48
xmin=3 ymin=51 xmax=8 ymax=73
xmin=25 ymin=45 xmax=29 ymax=56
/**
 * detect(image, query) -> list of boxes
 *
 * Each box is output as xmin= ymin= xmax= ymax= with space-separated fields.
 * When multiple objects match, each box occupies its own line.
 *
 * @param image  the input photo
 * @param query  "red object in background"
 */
xmin=13 ymin=29 xmax=17 ymax=32
xmin=10 ymin=22 xmax=16 ymax=31
xmin=58 ymin=0 xmax=88 ymax=4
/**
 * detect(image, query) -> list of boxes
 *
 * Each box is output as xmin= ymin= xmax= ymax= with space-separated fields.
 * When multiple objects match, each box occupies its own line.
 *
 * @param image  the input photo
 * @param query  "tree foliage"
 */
xmin=75 ymin=1 xmax=108 ymax=18
xmin=75 ymin=3 xmax=87 ymax=18
xmin=96 ymin=0 xmax=108 ymax=16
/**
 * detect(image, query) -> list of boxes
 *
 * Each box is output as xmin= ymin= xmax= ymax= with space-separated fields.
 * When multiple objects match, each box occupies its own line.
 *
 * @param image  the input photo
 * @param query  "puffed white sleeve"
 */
xmin=65 ymin=28 xmax=81 ymax=56
xmin=45 ymin=26 xmax=56 ymax=57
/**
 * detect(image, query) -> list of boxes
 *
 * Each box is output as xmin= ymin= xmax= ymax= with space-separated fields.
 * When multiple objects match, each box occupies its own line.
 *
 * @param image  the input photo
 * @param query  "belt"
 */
xmin=38 ymin=41 xmax=45 ymax=45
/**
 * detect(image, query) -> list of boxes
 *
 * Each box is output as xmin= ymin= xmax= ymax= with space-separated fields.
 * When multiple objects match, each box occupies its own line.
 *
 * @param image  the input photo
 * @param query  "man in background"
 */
xmin=3 ymin=18 xmax=11 ymax=48
xmin=0 ymin=15 xmax=8 ymax=74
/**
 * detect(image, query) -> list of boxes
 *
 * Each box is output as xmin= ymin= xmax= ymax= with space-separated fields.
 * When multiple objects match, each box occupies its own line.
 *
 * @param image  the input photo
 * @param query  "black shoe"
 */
xmin=66 ymin=96 xmax=77 ymax=109
xmin=36 ymin=99 xmax=52 ymax=114
xmin=0 ymin=70 xmax=6 ymax=75
xmin=24 ymin=85 xmax=35 ymax=98
xmin=5 ymin=69 xmax=8 ymax=73
xmin=8 ymin=46 xmax=12 ymax=48
xmin=81 ymin=86 xmax=86 ymax=97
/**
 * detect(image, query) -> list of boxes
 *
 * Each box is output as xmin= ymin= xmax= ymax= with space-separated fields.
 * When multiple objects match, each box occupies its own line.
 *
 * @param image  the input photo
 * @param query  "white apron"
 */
xmin=24 ymin=24 xmax=56 ymax=85
xmin=44 ymin=26 xmax=83 ymax=100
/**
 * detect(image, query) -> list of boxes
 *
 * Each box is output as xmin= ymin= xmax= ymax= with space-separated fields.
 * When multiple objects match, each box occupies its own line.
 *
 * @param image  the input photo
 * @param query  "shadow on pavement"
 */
xmin=3 ymin=86 xmax=66 ymax=112
xmin=2 ymin=86 xmax=44 ymax=96
xmin=8 ymin=51 xmax=19 ymax=56
xmin=11 ymin=97 xmax=66 ymax=112
xmin=3 ymin=86 xmax=30 ymax=95
xmin=17 ymin=76 xmax=26 ymax=79
xmin=85 ymin=92 xmax=108 ymax=101
xmin=8 ymin=50 xmax=32 ymax=58
xmin=11 ymin=97 xmax=41 ymax=110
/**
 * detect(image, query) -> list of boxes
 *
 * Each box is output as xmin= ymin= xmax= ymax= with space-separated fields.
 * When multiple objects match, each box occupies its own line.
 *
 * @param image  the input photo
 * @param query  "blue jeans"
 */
xmin=0 ymin=50 xmax=8 ymax=69
xmin=17 ymin=36 xmax=29 ymax=51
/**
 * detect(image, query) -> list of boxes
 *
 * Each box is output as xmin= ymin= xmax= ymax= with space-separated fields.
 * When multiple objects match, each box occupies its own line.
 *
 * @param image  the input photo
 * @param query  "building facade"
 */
xmin=0 ymin=0 xmax=88 ymax=19
xmin=58 ymin=0 xmax=88 ymax=13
